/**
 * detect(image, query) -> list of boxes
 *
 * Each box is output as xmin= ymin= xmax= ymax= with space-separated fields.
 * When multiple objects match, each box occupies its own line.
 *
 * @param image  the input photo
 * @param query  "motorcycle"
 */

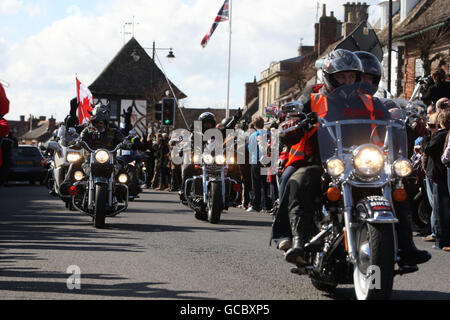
xmin=289 ymin=83 xmax=420 ymax=300
xmin=183 ymin=139 xmax=241 ymax=224
xmin=46 ymin=126 xmax=83 ymax=210
xmin=69 ymin=140 xmax=129 ymax=228
xmin=117 ymin=145 xmax=145 ymax=201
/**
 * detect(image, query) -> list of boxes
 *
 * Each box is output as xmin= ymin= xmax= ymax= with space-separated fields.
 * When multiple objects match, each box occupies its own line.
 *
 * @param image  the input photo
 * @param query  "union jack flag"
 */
xmin=201 ymin=0 xmax=229 ymax=48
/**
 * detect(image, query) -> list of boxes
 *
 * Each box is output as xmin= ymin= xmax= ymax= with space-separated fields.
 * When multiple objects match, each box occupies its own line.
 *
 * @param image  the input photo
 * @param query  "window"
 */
xmin=12 ymin=146 xmax=41 ymax=158
xmin=109 ymin=100 xmax=118 ymax=120
xmin=415 ymin=58 xmax=424 ymax=78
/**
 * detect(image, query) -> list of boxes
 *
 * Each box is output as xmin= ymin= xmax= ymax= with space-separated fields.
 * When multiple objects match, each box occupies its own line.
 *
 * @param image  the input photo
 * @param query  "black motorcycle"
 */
xmin=288 ymin=83 xmax=423 ymax=300
xmin=70 ymin=140 xmax=129 ymax=228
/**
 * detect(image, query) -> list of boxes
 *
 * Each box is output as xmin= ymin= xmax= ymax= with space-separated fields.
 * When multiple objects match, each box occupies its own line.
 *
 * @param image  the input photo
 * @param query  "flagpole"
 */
xmin=226 ymin=0 xmax=232 ymax=119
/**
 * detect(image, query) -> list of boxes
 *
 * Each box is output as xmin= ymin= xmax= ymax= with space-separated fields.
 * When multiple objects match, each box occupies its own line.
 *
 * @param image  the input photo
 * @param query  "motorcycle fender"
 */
xmin=94 ymin=177 xmax=109 ymax=185
xmin=356 ymin=196 xmax=399 ymax=224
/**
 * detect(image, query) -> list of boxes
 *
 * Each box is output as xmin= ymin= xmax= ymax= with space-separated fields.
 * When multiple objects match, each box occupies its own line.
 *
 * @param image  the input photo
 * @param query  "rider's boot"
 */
xmin=285 ymin=236 xmax=306 ymax=265
xmin=284 ymin=209 xmax=312 ymax=265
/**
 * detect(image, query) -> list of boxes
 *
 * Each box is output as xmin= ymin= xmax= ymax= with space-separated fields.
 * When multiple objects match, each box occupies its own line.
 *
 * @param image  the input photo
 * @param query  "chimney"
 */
xmin=298 ymin=45 xmax=314 ymax=57
xmin=245 ymin=78 xmax=259 ymax=106
xmin=315 ymin=4 xmax=340 ymax=56
xmin=29 ymin=115 xmax=33 ymax=132
xmin=48 ymin=116 xmax=56 ymax=132
xmin=20 ymin=115 xmax=25 ymax=122
xmin=342 ymin=1 xmax=369 ymax=38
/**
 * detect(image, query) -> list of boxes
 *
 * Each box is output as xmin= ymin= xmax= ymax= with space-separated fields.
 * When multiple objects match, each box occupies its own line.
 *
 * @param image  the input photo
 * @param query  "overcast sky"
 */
xmin=0 ymin=0 xmax=382 ymax=122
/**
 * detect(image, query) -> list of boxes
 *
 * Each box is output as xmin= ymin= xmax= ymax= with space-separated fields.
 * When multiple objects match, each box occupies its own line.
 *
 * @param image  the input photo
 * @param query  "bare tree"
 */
xmin=415 ymin=14 xmax=449 ymax=76
xmin=287 ymin=55 xmax=317 ymax=93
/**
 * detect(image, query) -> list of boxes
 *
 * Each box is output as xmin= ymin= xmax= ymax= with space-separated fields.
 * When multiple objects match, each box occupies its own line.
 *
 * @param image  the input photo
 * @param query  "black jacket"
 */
xmin=422 ymin=81 xmax=450 ymax=105
xmin=423 ymin=128 xmax=449 ymax=182
xmin=81 ymin=126 xmax=124 ymax=151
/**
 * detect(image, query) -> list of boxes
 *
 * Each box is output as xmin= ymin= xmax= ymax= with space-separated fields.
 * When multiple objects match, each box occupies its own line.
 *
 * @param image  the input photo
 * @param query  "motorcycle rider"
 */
xmin=179 ymin=110 xmax=242 ymax=202
xmin=270 ymin=49 xmax=352 ymax=252
xmin=273 ymin=49 xmax=431 ymax=268
xmin=60 ymin=103 xmax=124 ymax=194
xmin=179 ymin=112 xmax=217 ymax=202
xmin=355 ymin=51 xmax=431 ymax=267
xmin=354 ymin=51 xmax=392 ymax=98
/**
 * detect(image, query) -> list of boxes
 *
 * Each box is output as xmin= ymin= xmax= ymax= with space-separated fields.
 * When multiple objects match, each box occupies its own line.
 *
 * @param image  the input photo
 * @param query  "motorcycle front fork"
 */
xmin=342 ymin=183 xmax=399 ymax=264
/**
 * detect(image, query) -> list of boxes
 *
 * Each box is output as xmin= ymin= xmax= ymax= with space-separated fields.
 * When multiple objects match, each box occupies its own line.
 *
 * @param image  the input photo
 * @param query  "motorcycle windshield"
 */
xmin=316 ymin=83 xmax=408 ymax=162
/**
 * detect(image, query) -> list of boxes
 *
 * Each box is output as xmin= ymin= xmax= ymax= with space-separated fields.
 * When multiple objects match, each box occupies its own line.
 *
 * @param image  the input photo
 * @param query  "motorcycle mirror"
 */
xmin=47 ymin=141 xmax=61 ymax=152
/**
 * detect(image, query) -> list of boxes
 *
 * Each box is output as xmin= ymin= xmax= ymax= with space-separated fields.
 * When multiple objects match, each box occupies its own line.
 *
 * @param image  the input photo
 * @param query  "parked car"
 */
xmin=7 ymin=145 xmax=46 ymax=185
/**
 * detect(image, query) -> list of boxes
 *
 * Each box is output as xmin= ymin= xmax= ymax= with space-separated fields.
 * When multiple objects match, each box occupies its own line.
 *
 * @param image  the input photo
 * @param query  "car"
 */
xmin=7 ymin=145 xmax=46 ymax=185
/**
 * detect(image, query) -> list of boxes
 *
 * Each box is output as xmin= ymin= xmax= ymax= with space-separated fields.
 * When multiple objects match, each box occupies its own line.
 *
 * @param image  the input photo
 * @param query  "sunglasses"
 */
xmin=427 ymin=123 xmax=437 ymax=129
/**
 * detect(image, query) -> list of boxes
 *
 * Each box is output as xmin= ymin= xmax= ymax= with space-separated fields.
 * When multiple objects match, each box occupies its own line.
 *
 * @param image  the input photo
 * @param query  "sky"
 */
xmin=0 ymin=0 xmax=382 ymax=122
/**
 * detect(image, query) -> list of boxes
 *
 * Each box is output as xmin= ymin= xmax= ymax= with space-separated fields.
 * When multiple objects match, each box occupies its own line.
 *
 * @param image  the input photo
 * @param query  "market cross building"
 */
xmin=87 ymin=37 xmax=187 ymax=135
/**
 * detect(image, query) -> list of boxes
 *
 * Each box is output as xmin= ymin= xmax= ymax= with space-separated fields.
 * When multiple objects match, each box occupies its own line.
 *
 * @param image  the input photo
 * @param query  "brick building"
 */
xmin=377 ymin=0 xmax=450 ymax=99
xmin=19 ymin=116 xmax=58 ymax=145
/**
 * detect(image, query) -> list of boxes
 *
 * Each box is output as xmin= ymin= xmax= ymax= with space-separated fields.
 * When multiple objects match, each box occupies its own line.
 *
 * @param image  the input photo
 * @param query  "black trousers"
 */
xmin=271 ymin=165 xmax=323 ymax=244
xmin=144 ymin=157 xmax=155 ymax=187
xmin=239 ymin=164 xmax=252 ymax=207
xmin=272 ymin=164 xmax=421 ymax=254
xmin=250 ymin=163 xmax=270 ymax=211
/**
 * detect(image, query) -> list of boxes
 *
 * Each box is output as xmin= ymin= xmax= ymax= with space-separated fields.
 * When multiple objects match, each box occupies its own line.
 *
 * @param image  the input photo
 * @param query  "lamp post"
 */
xmin=388 ymin=0 xmax=392 ymax=93
xmin=144 ymin=41 xmax=176 ymax=87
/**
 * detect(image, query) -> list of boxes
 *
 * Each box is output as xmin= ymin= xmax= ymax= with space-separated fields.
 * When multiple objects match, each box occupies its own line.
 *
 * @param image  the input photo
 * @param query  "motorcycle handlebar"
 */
xmin=77 ymin=140 xmax=125 ymax=154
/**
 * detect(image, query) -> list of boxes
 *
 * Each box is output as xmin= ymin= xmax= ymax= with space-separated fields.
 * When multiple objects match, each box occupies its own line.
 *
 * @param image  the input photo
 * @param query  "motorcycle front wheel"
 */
xmin=207 ymin=182 xmax=223 ymax=224
xmin=93 ymin=184 xmax=107 ymax=229
xmin=353 ymin=222 xmax=395 ymax=300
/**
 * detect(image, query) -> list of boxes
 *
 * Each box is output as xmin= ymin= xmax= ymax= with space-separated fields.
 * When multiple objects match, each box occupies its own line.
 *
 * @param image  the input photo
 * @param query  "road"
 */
xmin=0 ymin=185 xmax=449 ymax=300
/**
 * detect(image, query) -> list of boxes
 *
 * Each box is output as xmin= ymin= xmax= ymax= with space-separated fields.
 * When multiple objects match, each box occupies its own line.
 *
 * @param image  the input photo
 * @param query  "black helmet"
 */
xmin=354 ymin=51 xmax=382 ymax=87
xmin=198 ymin=112 xmax=216 ymax=131
xmin=220 ymin=117 xmax=233 ymax=128
xmin=322 ymin=49 xmax=363 ymax=91
xmin=91 ymin=103 xmax=110 ymax=124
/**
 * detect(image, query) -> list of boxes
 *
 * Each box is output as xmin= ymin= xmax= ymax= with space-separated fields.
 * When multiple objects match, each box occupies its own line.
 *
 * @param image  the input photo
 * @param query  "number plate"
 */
xmin=16 ymin=160 xmax=33 ymax=166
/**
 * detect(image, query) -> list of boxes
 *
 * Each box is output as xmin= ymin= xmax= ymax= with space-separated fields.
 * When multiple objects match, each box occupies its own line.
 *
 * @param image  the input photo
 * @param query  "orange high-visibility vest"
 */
xmin=359 ymin=94 xmax=384 ymax=147
xmin=283 ymin=91 xmax=382 ymax=169
xmin=284 ymin=93 xmax=327 ymax=168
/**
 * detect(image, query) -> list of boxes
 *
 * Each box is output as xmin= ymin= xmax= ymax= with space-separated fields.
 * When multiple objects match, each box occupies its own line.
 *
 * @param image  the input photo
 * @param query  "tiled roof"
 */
xmin=89 ymin=37 xmax=187 ymax=100
xmin=377 ymin=0 xmax=450 ymax=44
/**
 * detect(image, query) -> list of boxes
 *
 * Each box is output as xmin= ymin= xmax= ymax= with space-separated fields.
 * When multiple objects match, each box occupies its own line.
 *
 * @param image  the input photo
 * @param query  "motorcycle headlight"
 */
xmin=326 ymin=157 xmax=345 ymax=176
xmin=67 ymin=152 xmax=81 ymax=163
xmin=215 ymin=155 xmax=226 ymax=165
xmin=393 ymin=158 xmax=413 ymax=177
xmin=192 ymin=154 xmax=201 ymax=163
xmin=203 ymin=154 xmax=214 ymax=165
xmin=118 ymin=173 xmax=128 ymax=184
xmin=74 ymin=171 xmax=84 ymax=181
xmin=353 ymin=145 xmax=384 ymax=177
xmin=95 ymin=150 xmax=110 ymax=164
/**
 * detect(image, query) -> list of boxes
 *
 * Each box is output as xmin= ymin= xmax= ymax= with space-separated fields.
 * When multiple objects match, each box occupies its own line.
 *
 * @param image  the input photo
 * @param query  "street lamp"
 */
xmin=144 ymin=41 xmax=176 ymax=64
xmin=166 ymin=49 xmax=175 ymax=61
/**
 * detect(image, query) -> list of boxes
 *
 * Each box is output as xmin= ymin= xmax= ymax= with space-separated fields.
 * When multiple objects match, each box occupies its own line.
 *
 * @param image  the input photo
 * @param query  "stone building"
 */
xmin=244 ymin=2 xmax=370 ymax=120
